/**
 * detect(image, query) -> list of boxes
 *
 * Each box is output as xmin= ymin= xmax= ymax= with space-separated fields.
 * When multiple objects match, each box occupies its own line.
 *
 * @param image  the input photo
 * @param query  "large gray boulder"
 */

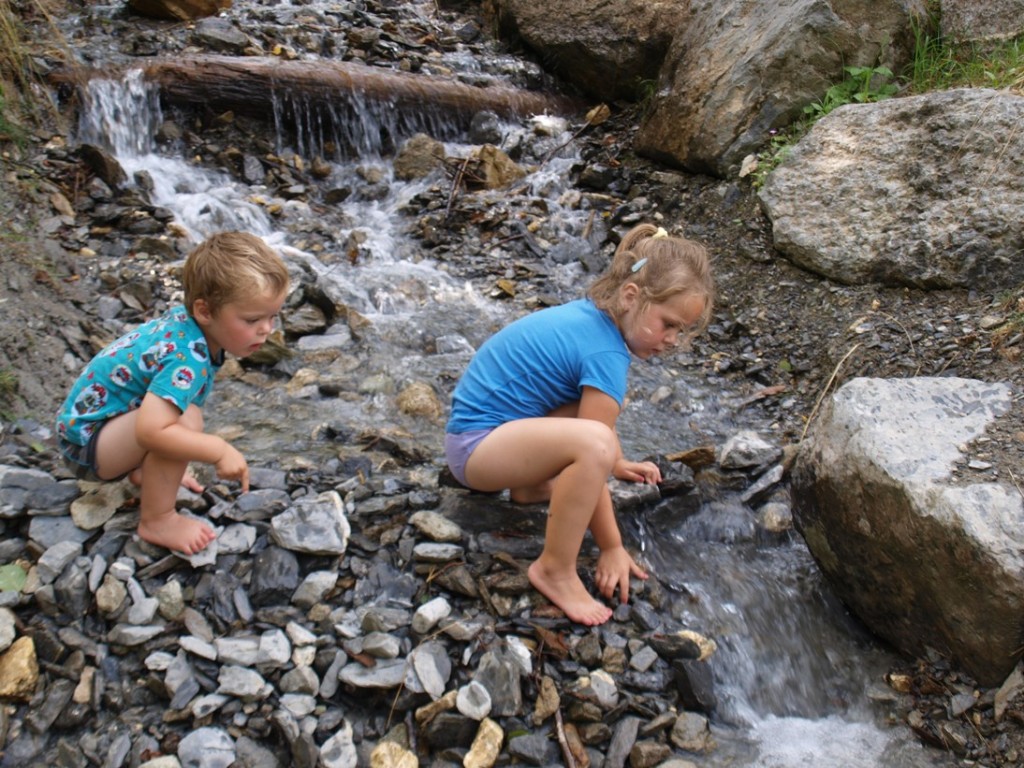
xmin=485 ymin=0 xmax=684 ymax=103
xmin=940 ymin=0 xmax=1024 ymax=44
xmin=791 ymin=377 xmax=1023 ymax=685
xmin=634 ymin=0 xmax=924 ymax=176
xmin=759 ymin=88 xmax=1024 ymax=289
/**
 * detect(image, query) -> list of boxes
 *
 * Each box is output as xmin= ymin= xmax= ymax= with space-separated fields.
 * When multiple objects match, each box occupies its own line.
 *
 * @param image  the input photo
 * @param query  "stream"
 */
xmin=68 ymin=4 xmax=958 ymax=765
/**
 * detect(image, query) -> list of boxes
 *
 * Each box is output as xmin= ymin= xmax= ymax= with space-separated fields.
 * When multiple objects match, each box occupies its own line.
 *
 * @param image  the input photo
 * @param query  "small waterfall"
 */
xmin=272 ymin=87 xmax=461 ymax=161
xmin=77 ymin=69 xmax=161 ymax=157
xmin=76 ymin=71 xmax=273 ymax=242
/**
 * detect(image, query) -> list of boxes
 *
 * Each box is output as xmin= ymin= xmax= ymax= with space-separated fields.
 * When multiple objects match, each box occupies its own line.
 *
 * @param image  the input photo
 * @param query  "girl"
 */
xmin=445 ymin=223 xmax=715 ymax=625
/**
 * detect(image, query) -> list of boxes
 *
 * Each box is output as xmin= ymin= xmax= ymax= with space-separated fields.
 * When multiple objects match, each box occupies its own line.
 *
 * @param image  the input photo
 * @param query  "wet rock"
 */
xmin=396 ymin=380 xmax=443 ymax=420
xmin=672 ymin=658 xmax=717 ymax=713
xmin=719 ymin=430 xmax=782 ymax=469
xmin=394 ymin=134 xmax=446 ymax=181
xmin=194 ymin=17 xmax=252 ymax=53
xmin=670 ymin=711 xmax=715 ymax=753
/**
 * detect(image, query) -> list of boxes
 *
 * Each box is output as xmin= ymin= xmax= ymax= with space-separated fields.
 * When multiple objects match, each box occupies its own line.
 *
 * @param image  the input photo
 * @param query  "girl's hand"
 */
xmin=595 ymin=545 xmax=649 ymax=604
xmin=613 ymin=459 xmax=662 ymax=485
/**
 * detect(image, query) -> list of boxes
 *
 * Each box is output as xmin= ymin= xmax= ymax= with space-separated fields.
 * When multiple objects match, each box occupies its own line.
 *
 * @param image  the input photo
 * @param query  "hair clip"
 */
xmin=631 ymin=257 xmax=648 ymax=273
xmin=652 ymin=227 xmax=669 ymax=239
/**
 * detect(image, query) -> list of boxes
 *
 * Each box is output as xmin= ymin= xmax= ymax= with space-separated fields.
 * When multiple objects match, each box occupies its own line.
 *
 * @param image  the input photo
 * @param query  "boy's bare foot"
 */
xmin=180 ymin=472 xmax=205 ymax=494
xmin=137 ymin=509 xmax=216 ymax=555
xmin=528 ymin=559 xmax=613 ymax=626
xmin=128 ymin=468 xmax=205 ymax=494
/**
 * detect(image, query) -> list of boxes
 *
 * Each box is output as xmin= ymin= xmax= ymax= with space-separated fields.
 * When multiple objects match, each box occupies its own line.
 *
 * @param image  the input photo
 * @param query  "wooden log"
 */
xmin=50 ymin=55 xmax=584 ymax=154
xmin=137 ymin=55 xmax=582 ymax=123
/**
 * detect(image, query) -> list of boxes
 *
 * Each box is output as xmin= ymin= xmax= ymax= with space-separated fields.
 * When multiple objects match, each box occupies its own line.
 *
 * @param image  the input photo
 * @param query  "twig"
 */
xmin=444 ymin=156 xmax=470 ymax=223
xmin=800 ymin=342 xmax=861 ymax=442
xmin=405 ymin=710 xmax=417 ymax=755
xmin=554 ymin=709 xmax=577 ymax=768
xmin=581 ymin=210 xmax=595 ymax=241
xmin=875 ymin=311 xmax=919 ymax=374
xmin=1009 ymin=469 xmax=1022 ymax=500
xmin=936 ymin=352 xmax=960 ymax=375
xmin=540 ymin=105 xmax=610 ymax=166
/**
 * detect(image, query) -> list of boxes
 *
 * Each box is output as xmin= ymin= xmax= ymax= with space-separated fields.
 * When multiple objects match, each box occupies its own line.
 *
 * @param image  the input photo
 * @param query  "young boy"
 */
xmin=56 ymin=231 xmax=290 ymax=555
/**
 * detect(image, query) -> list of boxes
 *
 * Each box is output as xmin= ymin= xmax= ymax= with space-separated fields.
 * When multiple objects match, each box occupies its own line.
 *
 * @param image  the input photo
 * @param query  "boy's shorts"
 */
xmin=58 ymin=425 xmax=127 ymax=483
xmin=444 ymin=429 xmax=493 ymax=489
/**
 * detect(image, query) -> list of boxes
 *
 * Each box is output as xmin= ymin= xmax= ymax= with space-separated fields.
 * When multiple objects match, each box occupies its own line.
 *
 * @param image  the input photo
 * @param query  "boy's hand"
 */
xmin=613 ymin=459 xmax=661 ymax=485
xmin=215 ymin=441 xmax=250 ymax=492
xmin=595 ymin=545 xmax=648 ymax=604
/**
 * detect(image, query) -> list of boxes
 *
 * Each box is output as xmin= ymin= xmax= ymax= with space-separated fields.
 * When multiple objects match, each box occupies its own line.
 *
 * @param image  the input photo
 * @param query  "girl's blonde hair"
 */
xmin=183 ymin=231 xmax=290 ymax=314
xmin=588 ymin=223 xmax=715 ymax=342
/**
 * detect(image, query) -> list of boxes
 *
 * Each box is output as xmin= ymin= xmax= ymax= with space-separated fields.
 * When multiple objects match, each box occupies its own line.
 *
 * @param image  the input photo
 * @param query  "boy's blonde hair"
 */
xmin=183 ymin=231 xmax=290 ymax=314
xmin=588 ymin=223 xmax=715 ymax=343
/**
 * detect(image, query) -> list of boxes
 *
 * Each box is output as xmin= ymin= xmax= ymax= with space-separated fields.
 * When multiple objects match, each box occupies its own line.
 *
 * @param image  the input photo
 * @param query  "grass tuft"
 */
xmin=0 ymin=0 xmax=69 ymax=139
xmin=908 ymin=19 xmax=1024 ymax=94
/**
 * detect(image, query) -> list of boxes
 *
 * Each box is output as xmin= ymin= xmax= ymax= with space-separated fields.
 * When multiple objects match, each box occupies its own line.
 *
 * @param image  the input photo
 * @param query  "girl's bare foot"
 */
xmin=528 ymin=559 xmax=613 ymax=626
xmin=137 ymin=509 xmax=216 ymax=555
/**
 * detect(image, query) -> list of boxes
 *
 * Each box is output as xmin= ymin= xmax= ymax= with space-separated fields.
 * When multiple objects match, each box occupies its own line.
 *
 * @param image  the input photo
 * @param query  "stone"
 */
xmin=464 ymin=717 xmax=503 ymax=768
xmin=0 ymin=636 xmax=39 ymax=701
xmin=269 ymin=492 xmax=351 ymax=555
xmin=792 ymin=376 xmax=1021 ymax=685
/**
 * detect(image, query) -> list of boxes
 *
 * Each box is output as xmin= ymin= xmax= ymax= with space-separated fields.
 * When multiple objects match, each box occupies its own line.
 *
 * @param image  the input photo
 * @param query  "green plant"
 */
xmin=748 ymin=120 xmax=809 ymax=189
xmin=748 ymin=63 xmax=902 ymax=188
xmin=635 ymin=77 xmax=659 ymax=120
xmin=0 ymin=86 xmax=28 ymax=145
xmin=0 ymin=368 xmax=18 ymax=401
xmin=803 ymin=65 xmax=901 ymax=120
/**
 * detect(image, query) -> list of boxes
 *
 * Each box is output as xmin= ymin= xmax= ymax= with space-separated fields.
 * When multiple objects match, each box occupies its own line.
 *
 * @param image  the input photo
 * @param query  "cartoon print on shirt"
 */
xmin=140 ymin=341 xmax=176 ymax=373
xmin=189 ymin=339 xmax=209 ymax=362
xmin=105 ymin=331 xmax=141 ymax=356
xmin=171 ymin=367 xmax=195 ymax=390
xmin=73 ymin=382 xmax=108 ymax=415
xmin=110 ymin=364 xmax=133 ymax=387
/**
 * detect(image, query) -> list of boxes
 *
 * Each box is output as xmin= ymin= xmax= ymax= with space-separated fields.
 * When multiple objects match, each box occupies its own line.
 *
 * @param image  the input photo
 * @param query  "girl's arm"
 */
xmin=577 ymin=386 xmax=650 ymax=602
xmin=577 ymin=386 xmax=662 ymax=485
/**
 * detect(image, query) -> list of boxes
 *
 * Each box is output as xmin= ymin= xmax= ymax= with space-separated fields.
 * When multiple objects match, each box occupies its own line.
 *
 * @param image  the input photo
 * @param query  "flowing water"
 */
xmin=72 ymin=34 xmax=958 ymax=768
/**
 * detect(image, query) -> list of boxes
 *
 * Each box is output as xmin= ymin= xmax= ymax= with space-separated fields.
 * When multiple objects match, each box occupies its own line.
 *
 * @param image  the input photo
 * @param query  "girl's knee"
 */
xmin=582 ymin=422 xmax=617 ymax=471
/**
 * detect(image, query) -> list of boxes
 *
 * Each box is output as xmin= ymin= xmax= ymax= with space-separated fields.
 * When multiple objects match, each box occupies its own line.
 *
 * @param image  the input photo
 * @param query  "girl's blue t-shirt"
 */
xmin=447 ymin=298 xmax=630 ymax=433
xmin=56 ymin=305 xmax=222 ymax=447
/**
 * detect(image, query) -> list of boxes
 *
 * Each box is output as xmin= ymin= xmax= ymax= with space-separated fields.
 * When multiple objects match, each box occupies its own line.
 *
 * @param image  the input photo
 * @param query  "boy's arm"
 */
xmin=135 ymin=392 xmax=250 ymax=491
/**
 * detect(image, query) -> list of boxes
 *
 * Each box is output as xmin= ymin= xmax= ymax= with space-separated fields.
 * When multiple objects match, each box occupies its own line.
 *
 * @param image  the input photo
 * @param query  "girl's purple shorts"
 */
xmin=444 ymin=429 xmax=493 ymax=488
